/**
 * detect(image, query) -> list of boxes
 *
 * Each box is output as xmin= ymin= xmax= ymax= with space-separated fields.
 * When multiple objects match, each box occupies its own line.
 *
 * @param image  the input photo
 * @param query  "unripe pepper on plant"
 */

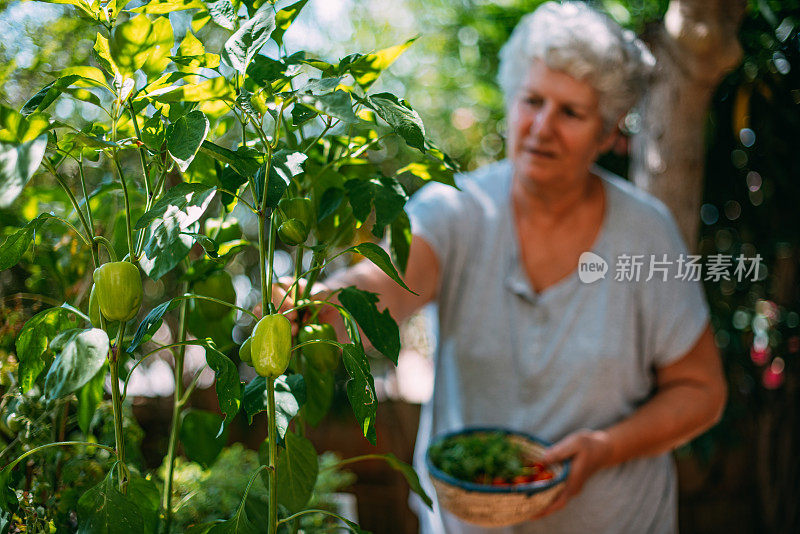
xmin=194 ymin=270 xmax=236 ymax=319
xmin=239 ymin=336 xmax=253 ymax=365
xmin=299 ymin=323 xmax=339 ymax=371
xmin=277 ymin=219 xmax=308 ymax=246
xmin=251 ymin=314 xmax=292 ymax=378
xmin=278 ymin=197 xmax=313 ymax=229
xmin=92 ymin=261 xmax=143 ymax=322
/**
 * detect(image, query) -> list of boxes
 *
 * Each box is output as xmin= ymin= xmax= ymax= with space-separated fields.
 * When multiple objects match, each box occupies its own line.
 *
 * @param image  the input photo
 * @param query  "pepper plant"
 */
xmin=0 ymin=0 xmax=456 ymax=532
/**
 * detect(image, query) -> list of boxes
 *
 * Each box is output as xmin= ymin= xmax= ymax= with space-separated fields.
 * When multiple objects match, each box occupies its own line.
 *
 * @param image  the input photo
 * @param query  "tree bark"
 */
xmin=631 ymin=0 xmax=746 ymax=248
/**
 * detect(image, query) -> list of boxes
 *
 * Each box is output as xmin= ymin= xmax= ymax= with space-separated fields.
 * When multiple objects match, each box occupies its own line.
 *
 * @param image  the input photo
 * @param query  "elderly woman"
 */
xmin=314 ymin=2 xmax=727 ymax=532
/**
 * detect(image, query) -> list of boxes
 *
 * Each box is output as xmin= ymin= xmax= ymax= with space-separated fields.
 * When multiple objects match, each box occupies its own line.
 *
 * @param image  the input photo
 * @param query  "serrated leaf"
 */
xmin=15 ymin=305 xmax=81 ymax=392
xmin=167 ymin=110 xmax=210 ymax=172
xmin=276 ymin=431 xmax=318 ymax=512
xmin=341 ymin=343 xmax=377 ymax=444
xmin=222 ymin=5 xmax=276 ymax=75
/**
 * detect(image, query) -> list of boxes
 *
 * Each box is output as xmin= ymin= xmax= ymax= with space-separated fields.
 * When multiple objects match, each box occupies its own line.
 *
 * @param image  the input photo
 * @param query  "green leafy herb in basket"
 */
xmin=429 ymin=432 xmax=525 ymax=483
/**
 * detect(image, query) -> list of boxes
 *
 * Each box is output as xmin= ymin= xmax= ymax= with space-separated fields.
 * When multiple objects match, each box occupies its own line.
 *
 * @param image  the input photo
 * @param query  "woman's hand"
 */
xmin=530 ymin=429 xmax=613 ymax=519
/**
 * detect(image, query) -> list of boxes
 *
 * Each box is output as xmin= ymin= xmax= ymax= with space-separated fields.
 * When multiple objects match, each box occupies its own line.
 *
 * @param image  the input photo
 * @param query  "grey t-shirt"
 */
xmin=406 ymin=159 xmax=709 ymax=534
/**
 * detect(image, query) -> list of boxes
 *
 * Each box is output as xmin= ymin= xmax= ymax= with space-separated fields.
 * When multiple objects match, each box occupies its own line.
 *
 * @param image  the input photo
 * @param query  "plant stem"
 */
xmin=77 ymin=159 xmax=99 ymax=268
xmin=162 ymin=281 xmax=190 ymax=532
xmin=127 ymin=99 xmax=152 ymax=196
xmin=112 ymin=156 xmax=136 ymax=261
xmin=109 ymin=323 xmax=128 ymax=493
xmin=93 ymin=236 xmax=118 ymax=262
xmin=267 ymin=378 xmax=278 ymax=534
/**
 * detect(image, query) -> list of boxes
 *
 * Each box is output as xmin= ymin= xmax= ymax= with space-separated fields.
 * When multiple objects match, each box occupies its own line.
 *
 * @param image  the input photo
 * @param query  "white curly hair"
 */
xmin=497 ymin=1 xmax=655 ymax=133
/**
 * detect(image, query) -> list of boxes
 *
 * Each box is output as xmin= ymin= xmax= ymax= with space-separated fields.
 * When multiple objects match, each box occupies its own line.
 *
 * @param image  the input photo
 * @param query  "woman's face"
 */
xmin=507 ymin=60 xmax=616 ymax=191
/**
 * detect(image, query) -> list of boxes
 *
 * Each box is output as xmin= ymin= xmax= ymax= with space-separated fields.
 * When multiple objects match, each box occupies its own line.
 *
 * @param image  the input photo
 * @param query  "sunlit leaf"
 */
xmin=45 ymin=328 xmax=109 ymax=399
xmin=110 ymin=15 xmax=155 ymax=75
xmin=15 ymin=305 xmax=82 ymax=393
xmin=0 ymin=135 xmax=48 ymax=208
xmin=271 ymin=0 xmax=309 ymax=46
xmin=222 ymin=5 xmax=276 ymax=75
xmin=166 ymin=110 xmax=210 ymax=172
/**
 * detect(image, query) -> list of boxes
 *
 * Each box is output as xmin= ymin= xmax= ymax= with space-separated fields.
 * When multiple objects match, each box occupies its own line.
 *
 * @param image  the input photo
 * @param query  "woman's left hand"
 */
xmin=530 ymin=429 xmax=614 ymax=520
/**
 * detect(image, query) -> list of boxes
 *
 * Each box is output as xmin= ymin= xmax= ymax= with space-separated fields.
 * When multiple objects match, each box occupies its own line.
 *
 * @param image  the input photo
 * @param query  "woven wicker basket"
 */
xmin=425 ymin=428 xmax=569 ymax=528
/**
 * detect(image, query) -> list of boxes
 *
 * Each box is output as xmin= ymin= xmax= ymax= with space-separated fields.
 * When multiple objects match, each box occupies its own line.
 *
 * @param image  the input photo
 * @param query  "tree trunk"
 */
xmin=631 ymin=0 xmax=746 ymax=248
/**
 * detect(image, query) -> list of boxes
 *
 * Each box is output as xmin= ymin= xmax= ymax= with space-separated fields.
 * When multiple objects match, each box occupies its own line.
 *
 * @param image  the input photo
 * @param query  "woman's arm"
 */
xmin=533 ymin=324 xmax=727 ymax=518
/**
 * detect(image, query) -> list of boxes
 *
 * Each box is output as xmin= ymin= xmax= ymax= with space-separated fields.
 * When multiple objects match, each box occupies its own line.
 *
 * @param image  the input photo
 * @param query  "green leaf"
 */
xmin=152 ymin=77 xmax=234 ymax=103
xmin=316 ymin=187 xmax=344 ymax=222
xmin=345 ymin=242 xmax=414 ymax=294
xmin=137 ymin=183 xmax=216 ymax=280
xmin=297 ymin=90 xmax=358 ymax=124
xmin=21 ymin=75 xmax=82 ymax=116
xmin=271 ymin=0 xmax=308 ymax=46
xmin=167 ymin=110 xmax=210 ymax=172
xmin=207 ymin=469 xmax=270 ymax=534
xmin=199 ymin=141 xmax=262 ymax=178
xmin=77 ymin=467 xmax=159 ymax=534
xmin=243 ymin=374 xmax=305 ymax=440
xmin=0 ymin=213 xmax=56 ymax=270
xmin=344 ymin=175 xmax=407 ymax=236
xmin=222 ymin=5 xmax=276 ymax=76
xmin=302 ymin=364 xmax=334 ymax=427
xmin=366 ymin=92 xmax=425 ymax=151
xmin=341 ymin=344 xmax=377 ymax=444
xmin=0 ymin=105 xmax=50 ymax=143
xmin=15 ymin=305 xmax=82 ymax=392
xmin=338 ymin=286 xmax=400 ymax=363
xmin=0 ymin=134 xmax=48 ymax=208
xmin=131 ymin=0 xmax=204 ymax=13
xmin=388 ymin=212 xmax=411 ymax=275
xmin=136 ymin=182 xmax=215 ymax=230
xmin=56 ymin=66 xmax=110 ymax=89
xmin=92 ymin=34 xmax=119 ymax=77
xmin=276 ymin=431 xmax=318 ymax=513
xmin=248 ymin=55 xmax=291 ymax=87
xmin=254 ymin=150 xmax=307 ymax=208
xmin=110 ymin=15 xmax=155 ymax=75
xmin=127 ymin=299 xmax=180 ymax=354
xmin=204 ymin=0 xmax=236 ymax=30
xmin=347 ymin=37 xmax=417 ymax=90
xmin=396 ymin=158 xmax=457 ymax=188
xmin=141 ymin=16 xmax=174 ymax=76
xmin=45 ymin=328 xmax=109 ymax=399
xmin=290 ymin=103 xmax=317 ymax=126
xmin=77 ymin=368 xmax=106 ymax=435
xmin=204 ymin=340 xmax=242 ymax=432
xmin=380 ymin=453 xmax=432 ymax=508
xmin=141 ymin=114 xmax=166 ymax=152
xmin=180 ymin=409 xmax=229 ymax=467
